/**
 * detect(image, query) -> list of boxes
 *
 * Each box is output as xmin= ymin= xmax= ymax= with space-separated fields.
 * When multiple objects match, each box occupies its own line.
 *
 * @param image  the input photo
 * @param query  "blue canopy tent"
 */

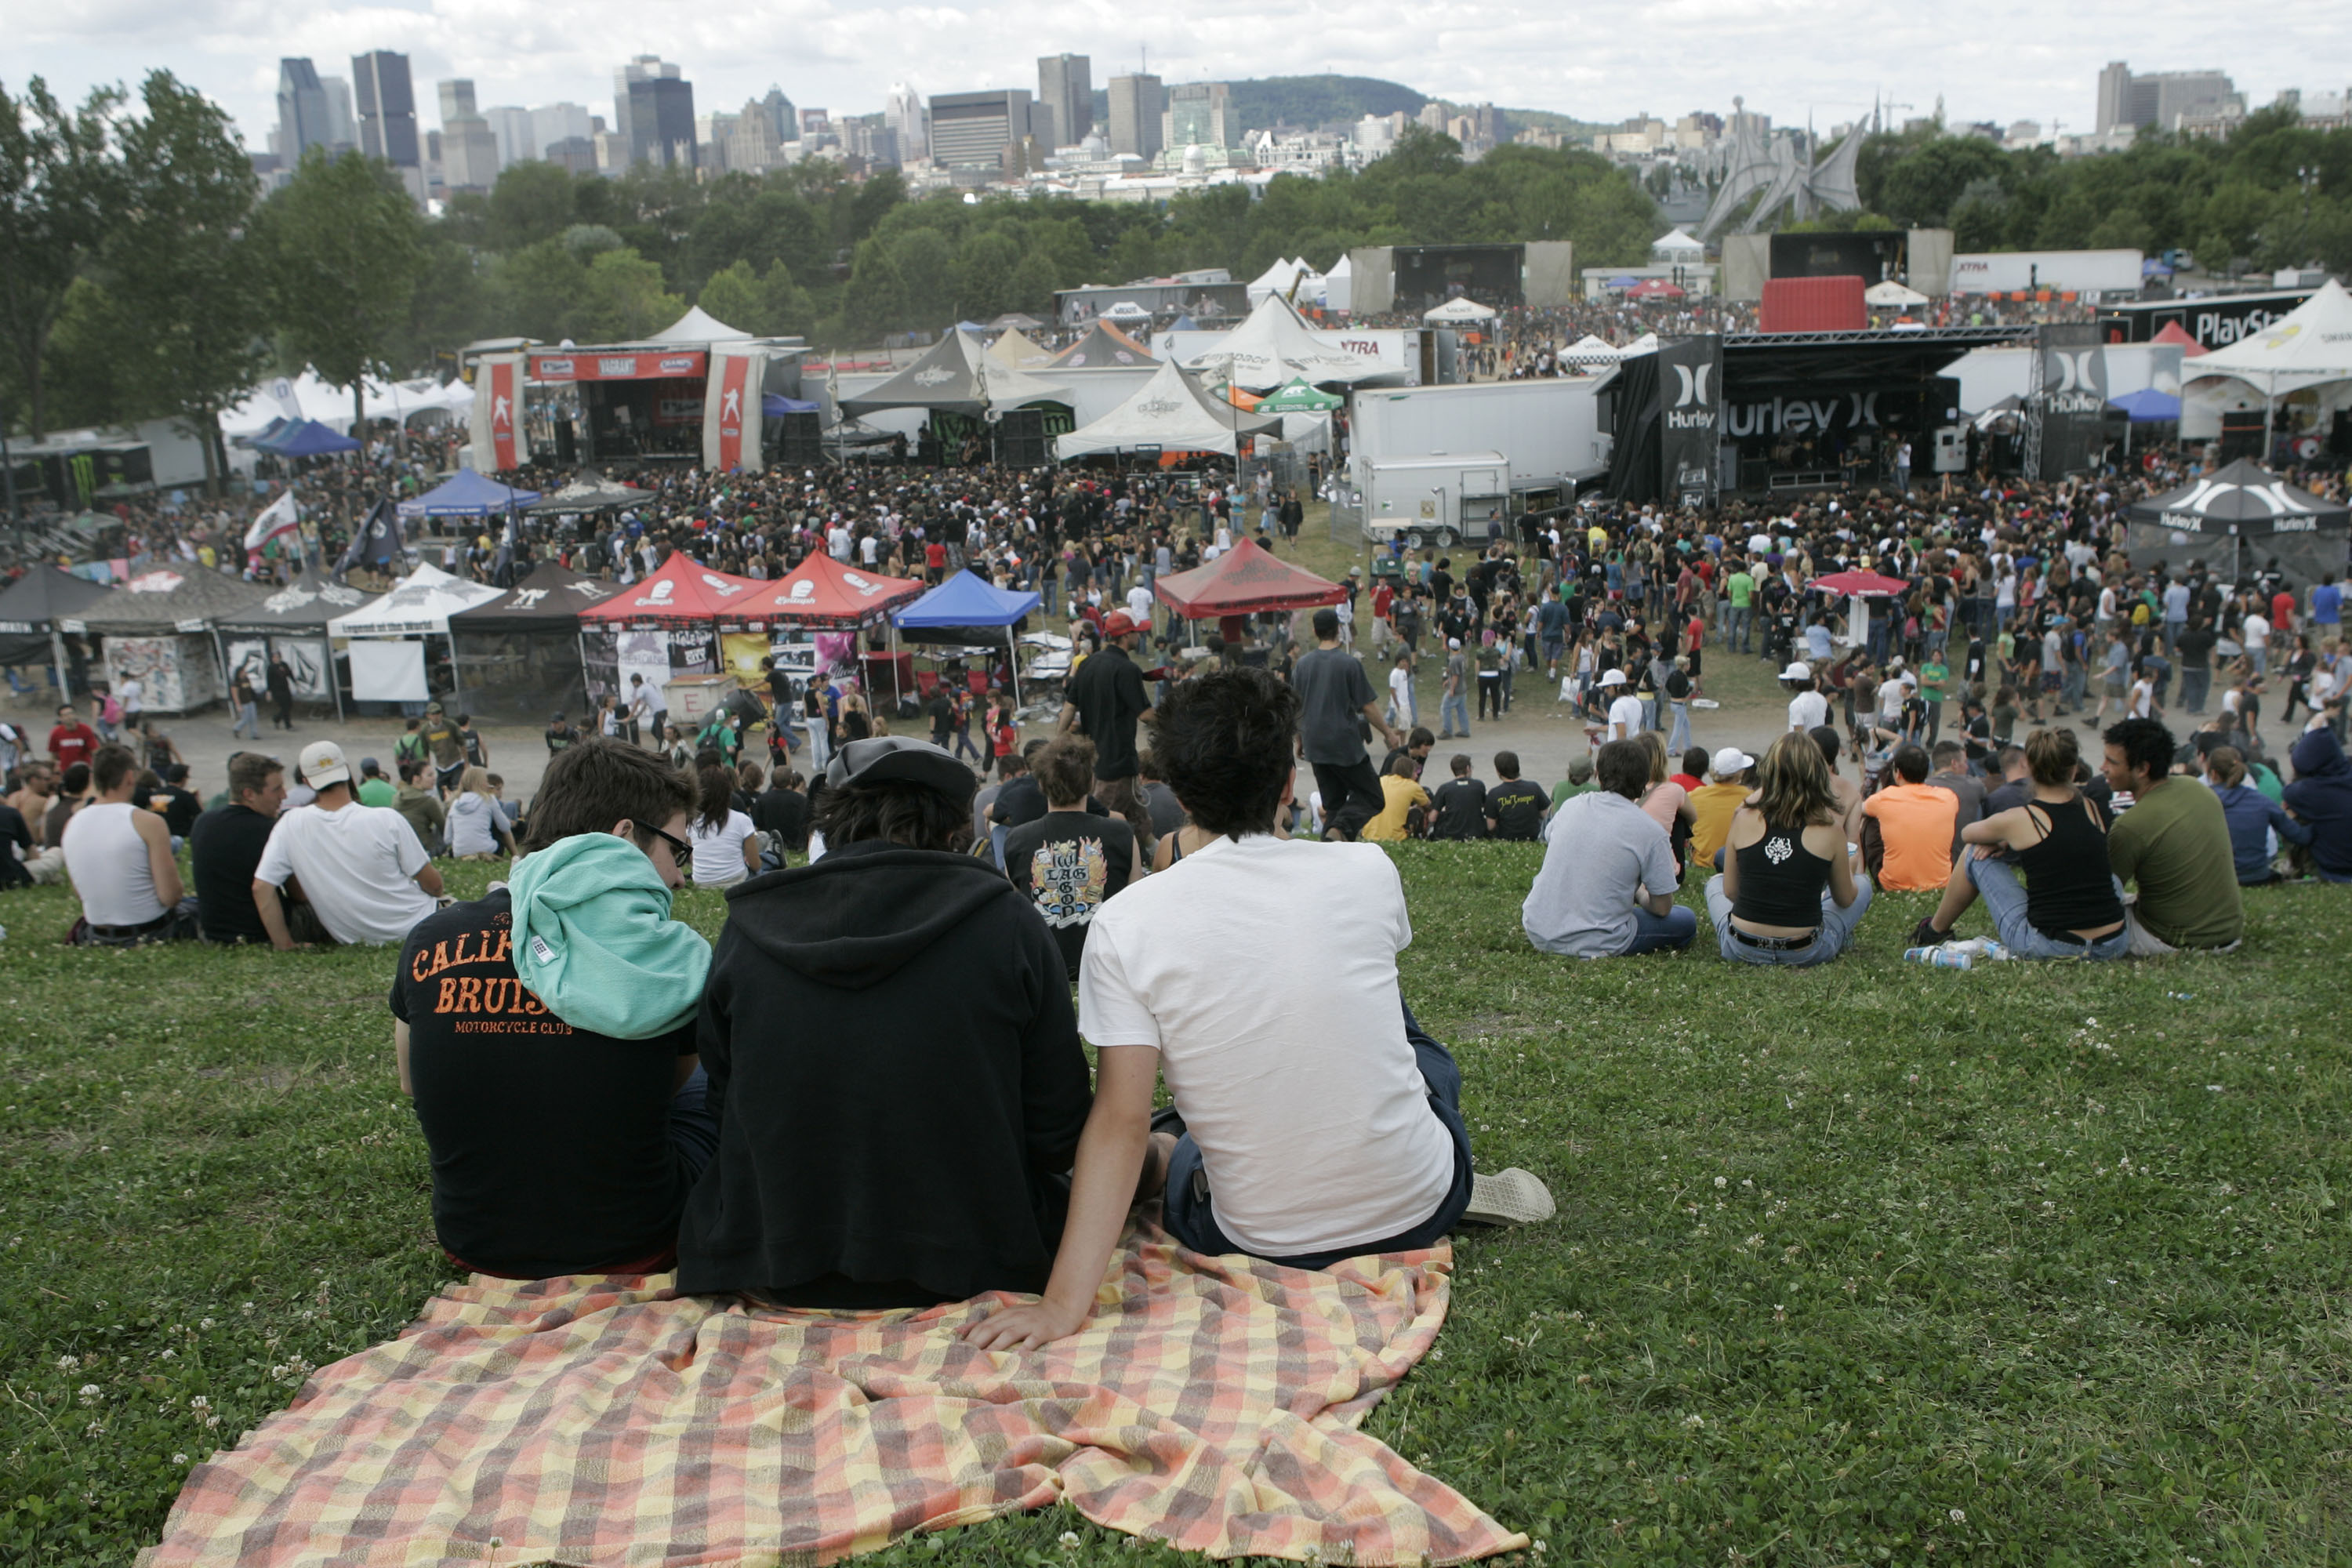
xmin=2109 ymin=386 xmax=2180 ymax=457
xmin=760 ymin=394 xmax=821 ymax=416
xmin=1167 ymin=314 xmax=1199 ymax=332
xmin=395 ymin=468 xmax=542 ymax=520
xmin=254 ymin=419 xmax=361 ymax=457
xmin=893 ymin=570 xmax=1042 ymax=706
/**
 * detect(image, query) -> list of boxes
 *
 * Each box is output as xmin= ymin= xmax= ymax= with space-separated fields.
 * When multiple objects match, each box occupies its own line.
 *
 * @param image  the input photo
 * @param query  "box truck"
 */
xmin=1347 ymin=376 xmax=1613 ymax=493
xmin=1355 ymin=452 xmax=1512 ymax=548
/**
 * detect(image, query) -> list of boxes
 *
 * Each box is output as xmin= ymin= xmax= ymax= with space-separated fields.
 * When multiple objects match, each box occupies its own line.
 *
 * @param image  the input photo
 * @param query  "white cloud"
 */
xmin=11 ymin=0 xmax=2349 ymax=154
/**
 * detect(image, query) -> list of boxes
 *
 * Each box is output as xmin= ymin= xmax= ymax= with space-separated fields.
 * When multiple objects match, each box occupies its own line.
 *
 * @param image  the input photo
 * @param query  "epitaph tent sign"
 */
xmin=1656 ymin=335 xmax=1723 ymax=509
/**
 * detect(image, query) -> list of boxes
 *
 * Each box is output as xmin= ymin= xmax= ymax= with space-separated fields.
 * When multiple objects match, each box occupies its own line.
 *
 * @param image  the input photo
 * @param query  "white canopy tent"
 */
xmin=1864 ymin=280 xmax=1930 ymax=308
xmin=222 ymin=371 xmax=472 ymax=439
xmin=1559 ymin=334 xmax=1624 ymax=366
xmin=1179 ymin=293 xmax=1404 ymax=391
xmin=1424 ymin=297 xmax=1498 ymax=324
xmin=327 ymin=562 xmax=510 ymax=704
xmin=649 ymin=304 xmax=753 ymax=343
xmin=2189 ymin=278 xmax=2352 ymax=394
xmin=976 ymin=354 xmax=1071 ymax=409
xmin=1650 ymin=227 xmax=1705 ymax=257
xmin=1246 ymin=258 xmax=1302 ymax=305
xmin=1321 ymin=253 xmax=1353 ymax=314
xmin=1054 ymin=360 xmax=1283 ymax=460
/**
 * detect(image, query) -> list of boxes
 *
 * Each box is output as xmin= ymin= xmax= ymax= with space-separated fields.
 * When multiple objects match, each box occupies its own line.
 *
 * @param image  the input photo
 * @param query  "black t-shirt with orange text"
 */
xmin=390 ymin=890 xmax=696 ymax=1279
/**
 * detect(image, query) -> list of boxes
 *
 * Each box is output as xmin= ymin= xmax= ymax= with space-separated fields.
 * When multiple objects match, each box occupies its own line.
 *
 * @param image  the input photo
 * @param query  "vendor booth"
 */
xmin=2183 ymin=278 xmax=2352 ymax=456
xmin=524 ymin=470 xmax=654 ymax=517
xmin=326 ymin=563 xmax=507 ymax=707
xmin=1048 ymin=323 xmax=1156 ymax=368
xmin=574 ymin=554 xmax=768 ymax=719
xmin=0 ymin=565 xmax=114 ymax=696
xmin=738 ymin=553 xmax=927 ymax=706
xmin=1179 ymin=294 xmax=1405 ymax=392
xmin=1806 ymin=568 xmax=1911 ymax=658
xmin=2124 ymin=459 xmax=2351 ymax=584
xmin=1054 ymin=361 xmax=1283 ymax=462
xmin=252 ymin=419 xmax=363 ymax=459
xmin=1152 ymin=538 xmax=1347 ymax=653
xmin=75 ymin=566 xmax=272 ymax=714
xmin=213 ymin=567 xmax=372 ymax=720
xmin=447 ymin=561 xmax=618 ymax=718
xmin=891 ymin=571 xmax=1042 ymax=706
xmin=397 ymin=469 xmax=540 ymax=524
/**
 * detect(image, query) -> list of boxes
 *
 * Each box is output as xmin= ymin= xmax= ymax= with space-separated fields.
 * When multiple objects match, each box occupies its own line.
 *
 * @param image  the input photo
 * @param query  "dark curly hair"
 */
xmin=813 ymin=779 xmax=971 ymax=854
xmin=1145 ymin=666 xmax=1299 ymax=837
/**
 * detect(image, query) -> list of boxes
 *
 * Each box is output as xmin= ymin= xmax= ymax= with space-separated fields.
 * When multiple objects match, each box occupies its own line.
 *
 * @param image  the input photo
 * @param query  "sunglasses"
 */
xmin=640 ymin=822 xmax=692 ymax=861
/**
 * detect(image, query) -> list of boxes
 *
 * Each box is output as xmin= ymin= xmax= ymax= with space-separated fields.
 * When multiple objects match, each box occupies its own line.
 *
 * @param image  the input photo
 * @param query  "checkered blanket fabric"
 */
xmin=140 ymin=1222 xmax=1524 ymax=1566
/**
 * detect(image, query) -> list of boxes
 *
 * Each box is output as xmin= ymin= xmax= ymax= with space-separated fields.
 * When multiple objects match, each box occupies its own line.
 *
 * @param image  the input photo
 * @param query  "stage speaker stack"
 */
xmin=996 ymin=409 xmax=1047 ymax=467
xmin=777 ymin=412 xmax=822 ymax=466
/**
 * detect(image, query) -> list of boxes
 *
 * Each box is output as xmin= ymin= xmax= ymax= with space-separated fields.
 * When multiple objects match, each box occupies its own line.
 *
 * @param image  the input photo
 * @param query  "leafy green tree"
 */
xmin=487 ymin=240 xmax=586 ymax=343
xmin=257 ymin=148 xmax=426 ymax=430
xmin=485 ymin=161 xmax=576 ymax=251
xmin=0 ymin=78 xmax=122 ymax=437
xmin=102 ymin=71 xmax=271 ymax=494
xmin=696 ymin=258 xmax=813 ymax=338
xmin=573 ymin=246 xmax=682 ymax=341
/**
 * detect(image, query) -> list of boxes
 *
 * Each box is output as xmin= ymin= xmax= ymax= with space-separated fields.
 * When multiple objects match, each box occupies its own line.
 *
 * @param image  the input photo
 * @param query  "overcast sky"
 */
xmin=13 ymin=0 xmax=2350 ymax=153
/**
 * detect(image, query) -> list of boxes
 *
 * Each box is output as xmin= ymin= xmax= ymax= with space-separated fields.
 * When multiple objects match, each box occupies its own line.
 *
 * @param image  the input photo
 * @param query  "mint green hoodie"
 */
xmin=506 ymin=834 xmax=711 ymax=1040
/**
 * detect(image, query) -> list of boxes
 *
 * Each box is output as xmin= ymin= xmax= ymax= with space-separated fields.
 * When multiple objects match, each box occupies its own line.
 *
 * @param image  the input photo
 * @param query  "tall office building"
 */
xmin=615 ymin=55 xmax=696 ymax=169
xmin=275 ymin=59 xmax=333 ymax=162
xmin=884 ymin=82 xmax=926 ymax=162
xmin=728 ymin=99 xmax=783 ymax=173
xmin=761 ymin=85 xmax=799 ymax=147
xmin=351 ymin=52 xmax=419 ymax=167
xmin=1107 ymin=73 xmax=1163 ymax=161
xmin=530 ymin=103 xmax=594 ymax=156
xmin=321 ymin=77 xmax=357 ymax=150
xmin=1036 ymin=54 xmax=1091 ymax=149
xmin=485 ymin=106 xmax=536 ymax=167
xmin=436 ymin=79 xmax=501 ymax=192
xmin=1164 ymin=82 xmax=1234 ymax=149
xmin=2096 ymin=60 xmax=2241 ymax=133
xmin=927 ymin=89 xmax=1030 ymax=169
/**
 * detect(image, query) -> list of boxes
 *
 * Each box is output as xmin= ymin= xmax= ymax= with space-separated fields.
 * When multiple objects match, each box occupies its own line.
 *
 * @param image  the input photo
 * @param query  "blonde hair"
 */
xmin=457 ymin=765 xmax=494 ymax=798
xmin=1636 ymin=729 xmax=1669 ymax=784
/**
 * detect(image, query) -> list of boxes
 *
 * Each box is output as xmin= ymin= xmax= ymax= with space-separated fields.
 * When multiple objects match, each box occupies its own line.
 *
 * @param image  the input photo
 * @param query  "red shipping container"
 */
xmin=1760 ymin=275 xmax=1866 ymax=333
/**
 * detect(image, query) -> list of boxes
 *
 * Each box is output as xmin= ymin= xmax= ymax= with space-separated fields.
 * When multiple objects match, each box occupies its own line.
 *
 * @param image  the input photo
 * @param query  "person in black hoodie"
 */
xmin=677 ymin=735 xmax=1096 ymax=1309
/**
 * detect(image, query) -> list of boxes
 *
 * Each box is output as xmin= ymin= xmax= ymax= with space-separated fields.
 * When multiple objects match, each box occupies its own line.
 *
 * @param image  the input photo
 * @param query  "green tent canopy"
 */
xmin=1258 ymin=377 xmax=1343 ymax=412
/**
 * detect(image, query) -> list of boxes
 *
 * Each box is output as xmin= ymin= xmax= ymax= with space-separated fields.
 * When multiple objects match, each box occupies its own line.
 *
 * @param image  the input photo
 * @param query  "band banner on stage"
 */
xmin=470 ymin=354 xmax=529 ymax=473
xmin=704 ymin=349 xmax=767 ymax=474
xmin=1656 ymin=334 xmax=1723 ymax=510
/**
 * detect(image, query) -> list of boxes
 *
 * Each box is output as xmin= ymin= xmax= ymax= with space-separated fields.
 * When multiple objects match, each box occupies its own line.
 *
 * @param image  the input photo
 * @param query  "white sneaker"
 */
xmin=1461 ymin=1167 xmax=1555 ymax=1227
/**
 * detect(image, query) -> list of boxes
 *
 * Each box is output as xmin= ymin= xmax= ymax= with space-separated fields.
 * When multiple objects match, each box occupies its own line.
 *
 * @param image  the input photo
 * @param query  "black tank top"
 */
xmin=2013 ymin=795 xmax=2125 ymax=936
xmin=1732 ymin=818 xmax=1832 ymax=928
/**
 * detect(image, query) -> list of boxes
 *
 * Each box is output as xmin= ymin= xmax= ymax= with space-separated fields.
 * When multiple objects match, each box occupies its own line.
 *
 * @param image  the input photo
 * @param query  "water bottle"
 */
xmin=1930 ymin=949 xmax=1973 ymax=970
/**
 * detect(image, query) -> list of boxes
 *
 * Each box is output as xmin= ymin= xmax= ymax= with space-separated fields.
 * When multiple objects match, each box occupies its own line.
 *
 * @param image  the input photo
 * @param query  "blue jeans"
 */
xmin=670 ymin=1065 xmax=720 ymax=1181
xmin=1161 ymin=999 xmax=1474 ymax=1269
xmin=2178 ymin=665 xmax=2210 ymax=713
xmin=1668 ymin=701 xmax=1691 ymax=751
xmin=1624 ymin=903 xmax=1699 ymax=955
xmin=1704 ymin=872 xmax=1873 ymax=966
xmin=1439 ymin=691 xmax=1470 ymax=735
xmin=1728 ymin=605 xmax=1753 ymax=653
xmin=1965 ymin=857 xmax=2131 ymax=960
xmin=1043 ymin=578 xmax=1060 ymax=616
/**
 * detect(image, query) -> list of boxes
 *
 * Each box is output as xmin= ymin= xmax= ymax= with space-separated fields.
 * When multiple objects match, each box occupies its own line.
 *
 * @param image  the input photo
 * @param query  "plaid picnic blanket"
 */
xmin=141 ymin=1222 xmax=1524 ymax=1567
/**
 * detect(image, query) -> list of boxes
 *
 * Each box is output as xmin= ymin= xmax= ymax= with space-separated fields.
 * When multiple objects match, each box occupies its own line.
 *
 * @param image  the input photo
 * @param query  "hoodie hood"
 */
xmin=724 ymin=840 xmax=1017 ymax=990
xmin=507 ymin=833 xmax=711 ymax=1039
xmin=2290 ymin=724 xmax=2350 ymax=783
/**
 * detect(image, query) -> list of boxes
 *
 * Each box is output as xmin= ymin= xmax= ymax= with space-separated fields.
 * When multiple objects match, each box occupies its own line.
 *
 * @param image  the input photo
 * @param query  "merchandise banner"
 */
xmin=470 ymin=354 xmax=529 ymax=473
xmin=1656 ymin=334 xmax=1723 ymax=510
xmin=2036 ymin=324 xmax=2107 ymax=479
xmin=703 ymin=349 xmax=768 ymax=473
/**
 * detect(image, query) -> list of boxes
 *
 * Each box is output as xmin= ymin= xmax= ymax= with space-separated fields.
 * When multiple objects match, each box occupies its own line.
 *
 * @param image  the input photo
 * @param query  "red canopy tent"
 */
xmin=1628 ymin=279 xmax=1686 ymax=299
xmin=737 ymin=552 xmax=928 ymax=706
xmin=576 ymin=553 xmax=768 ymax=626
xmin=1152 ymin=539 xmax=1348 ymax=648
xmin=2150 ymin=320 xmax=2209 ymax=358
xmin=1808 ymin=569 xmax=1910 ymax=597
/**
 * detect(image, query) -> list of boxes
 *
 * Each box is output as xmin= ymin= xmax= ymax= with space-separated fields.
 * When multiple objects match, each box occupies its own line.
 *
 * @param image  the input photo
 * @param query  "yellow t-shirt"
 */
xmin=1687 ymin=781 xmax=1750 ymax=865
xmin=1361 ymin=777 xmax=1430 ymax=841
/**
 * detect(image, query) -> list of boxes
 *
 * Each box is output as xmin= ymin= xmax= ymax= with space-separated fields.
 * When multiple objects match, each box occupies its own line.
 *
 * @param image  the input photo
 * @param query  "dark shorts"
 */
xmin=1160 ymin=1000 xmax=1475 ymax=1270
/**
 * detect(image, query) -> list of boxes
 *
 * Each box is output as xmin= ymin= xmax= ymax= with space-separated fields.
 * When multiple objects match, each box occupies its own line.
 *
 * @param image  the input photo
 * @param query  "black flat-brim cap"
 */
xmin=826 ymin=735 xmax=977 ymax=808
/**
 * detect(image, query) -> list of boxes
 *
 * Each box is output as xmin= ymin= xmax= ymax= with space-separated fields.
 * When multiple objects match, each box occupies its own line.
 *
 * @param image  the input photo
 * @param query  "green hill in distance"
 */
xmin=1086 ymin=74 xmax=1601 ymax=145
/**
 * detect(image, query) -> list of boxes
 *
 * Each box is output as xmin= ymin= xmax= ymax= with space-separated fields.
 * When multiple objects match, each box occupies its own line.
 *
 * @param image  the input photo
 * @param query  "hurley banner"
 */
xmin=703 ymin=348 xmax=767 ymax=473
xmin=470 ymin=353 xmax=529 ymax=474
xmin=1656 ymin=334 xmax=1723 ymax=510
xmin=2035 ymin=324 xmax=2107 ymax=479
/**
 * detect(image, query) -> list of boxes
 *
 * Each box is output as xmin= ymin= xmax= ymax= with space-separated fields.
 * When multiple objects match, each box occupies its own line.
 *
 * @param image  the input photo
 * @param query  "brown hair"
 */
xmin=2024 ymin=726 xmax=2079 ymax=788
xmin=1034 ymin=733 xmax=1098 ymax=808
xmin=91 ymin=742 xmax=138 ymax=795
xmin=2205 ymin=745 xmax=2246 ymax=788
xmin=228 ymin=752 xmax=281 ymax=799
xmin=521 ymin=737 xmax=698 ymax=854
xmin=1752 ymin=730 xmax=1838 ymax=829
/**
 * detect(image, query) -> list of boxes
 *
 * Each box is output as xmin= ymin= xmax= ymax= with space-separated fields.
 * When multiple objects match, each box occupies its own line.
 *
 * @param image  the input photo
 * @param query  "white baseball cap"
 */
xmin=1780 ymin=660 xmax=1813 ymax=681
xmin=1447 ymin=637 xmax=1462 ymax=650
xmin=1597 ymin=669 xmax=1627 ymax=686
xmin=1711 ymin=746 xmax=1755 ymax=777
xmin=298 ymin=740 xmax=350 ymax=789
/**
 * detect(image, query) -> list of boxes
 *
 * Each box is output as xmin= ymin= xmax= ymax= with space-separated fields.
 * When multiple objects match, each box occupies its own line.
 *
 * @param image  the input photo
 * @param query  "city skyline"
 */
xmin=13 ymin=0 xmax=2350 ymax=165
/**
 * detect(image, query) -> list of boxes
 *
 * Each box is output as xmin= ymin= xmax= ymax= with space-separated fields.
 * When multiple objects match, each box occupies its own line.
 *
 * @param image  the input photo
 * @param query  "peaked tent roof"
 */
xmin=2110 ymin=387 xmax=2183 ymax=422
xmin=1178 ymin=293 xmax=1402 ymax=390
xmin=893 ymin=569 xmax=1042 ymax=644
xmin=978 ymin=355 xmax=1071 ymax=409
xmin=1423 ymin=297 xmax=1497 ymax=322
xmin=1652 ymin=227 xmax=1705 ymax=253
xmin=1152 ymin=538 xmax=1348 ymax=618
xmin=2126 ymin=458 xmax=2350 ymax=531
xmin=327 ymin=562 xmax=508 ymax=637
xmin=651 ymin=304 xmax=752 ymax=343
xmin=839 ymin=332 xmax=987 ymax=416
xmin=397 ymin=468 xmax=541 ymax=518
xmin=1559 ymin=334 xmax=1624 ymax=365
xmin=525 ymin=470 xmax=655 ymax=514
xmin=214 ymin=566 xmax=375 ymax=632
xmin=1054 ymin=360 xmax=1283 ymax=460
xmin=450 ymin=560 xmax=620 ymax=632
xmin=577 ymin=552 xmax=769 ymax=626
xmin=1258 ymin=377 xmax=1343 ymax=412
xmin=1864 ymin=280 xmax=1930 ymax=307
xmin=989 ymin=328 xmax=1051 ymax=368
xmin=254 ymin=419 xmax=362 ymax=456
xmin=736 ymin=550 xmax=926 ymax=629
xmin=2186 ymin=279 xmax=2352 ymax=394
xmin=988 ymin=312 xmax=1044 ymax=331
xmin=0 ymin=564 xmax=114 ymax=630
xmin=2151 ymin=321 xmax=2208 ymax=357
xmin=78 ymin=564 xmax=273 ymax=633
xmin=1049 ymin=321 xmax=1156 ymax=368
xmin=1100 ymin=301 xmax=1153 ymax=321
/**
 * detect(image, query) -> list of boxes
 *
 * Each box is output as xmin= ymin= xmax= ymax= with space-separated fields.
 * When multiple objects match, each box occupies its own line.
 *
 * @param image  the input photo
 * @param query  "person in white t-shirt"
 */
xmin=253 ymin=741 xmax=442 ymax=948
xmin=1784 ymin=660 xmax=1828 ymax=732
xmin=688 ymin=757 xmax=760 ymax=887
xmin=2243 ymin=612 xmax=2271 ymax=675
xmin=962 ymin=666 xmax=1552 ymax=1352
xmin=1601 ymin=669 xmax=1643 ymax=740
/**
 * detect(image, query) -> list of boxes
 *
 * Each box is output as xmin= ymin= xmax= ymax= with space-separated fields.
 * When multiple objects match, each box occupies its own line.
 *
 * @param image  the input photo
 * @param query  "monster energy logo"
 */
xmin=69 ymin=453 xmax=97 ymax=504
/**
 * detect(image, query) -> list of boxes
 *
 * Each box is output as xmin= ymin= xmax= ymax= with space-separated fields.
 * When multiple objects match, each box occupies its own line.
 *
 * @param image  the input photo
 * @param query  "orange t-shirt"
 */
xmin=1862 ymin=782 xmax=1958 ymax=890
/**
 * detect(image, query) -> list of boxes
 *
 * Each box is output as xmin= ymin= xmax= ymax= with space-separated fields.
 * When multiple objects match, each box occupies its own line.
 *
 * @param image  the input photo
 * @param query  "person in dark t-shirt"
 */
xmin=390 ymin=739 xmax=713 ymax=1279
xmin=1485 ymin=750 xmax=1550 ymax=841
xmin=1003 ymin=735 xmax=1140 ymax=978
xmin=189 ymin=753 xmax=285 ymax=942
xmin=1428 ymin=754 xmax=1489 ymax=840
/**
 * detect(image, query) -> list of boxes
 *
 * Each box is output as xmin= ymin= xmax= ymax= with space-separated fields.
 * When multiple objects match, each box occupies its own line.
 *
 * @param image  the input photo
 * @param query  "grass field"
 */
xmin=2 ymin=852 xmax=2345 ymax=1566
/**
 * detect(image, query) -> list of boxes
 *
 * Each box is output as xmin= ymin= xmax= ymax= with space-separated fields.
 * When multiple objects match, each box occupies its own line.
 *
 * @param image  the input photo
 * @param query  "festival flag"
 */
xmin=244 ymin=490 xmax=301 ymax=552
xmin=338 ymin=496 xmax=401 ymax=576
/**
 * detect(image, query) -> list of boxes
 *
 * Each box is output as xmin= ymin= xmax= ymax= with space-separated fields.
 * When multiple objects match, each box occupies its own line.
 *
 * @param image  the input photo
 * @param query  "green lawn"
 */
xmin=2 ymin=854 xmax=2344 ymax=1566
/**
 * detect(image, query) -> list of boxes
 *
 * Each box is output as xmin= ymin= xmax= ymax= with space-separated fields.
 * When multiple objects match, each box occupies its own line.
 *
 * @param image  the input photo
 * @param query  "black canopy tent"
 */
xmin=75 ymin=566 xmax=274 ymax=714
xmin=0 ymin=566 xmax=113 ymax=694
xmin=213 ymin=568 xmax=374 ymax=720
xmin=524 ymin=470 xmax=655 ymax=516
xmin=447 ymin=561 xmax=619 ymax=718
xmin=2125 ymin=459 xmax=2352 ymax=585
